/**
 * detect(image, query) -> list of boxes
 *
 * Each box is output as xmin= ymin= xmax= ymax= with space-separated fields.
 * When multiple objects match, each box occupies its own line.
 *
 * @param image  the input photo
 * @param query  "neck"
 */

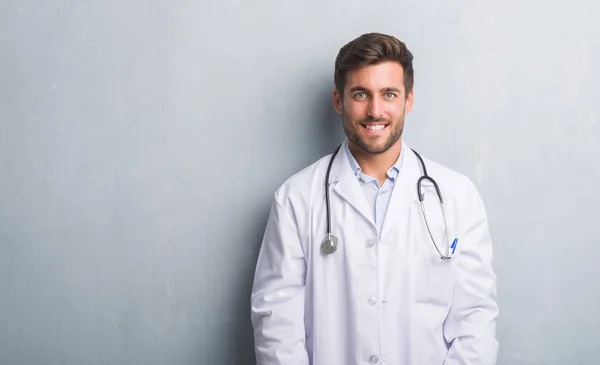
xmin=348 ymin=139 xmax=402 ymax=186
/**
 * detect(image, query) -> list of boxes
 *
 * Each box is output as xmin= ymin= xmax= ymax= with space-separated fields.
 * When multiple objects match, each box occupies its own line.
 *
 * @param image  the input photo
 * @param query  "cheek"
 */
xmin=343 ymin=102 xmax=367 ymax=121
xmin=388 ymin=102 xmax=407 ymax=117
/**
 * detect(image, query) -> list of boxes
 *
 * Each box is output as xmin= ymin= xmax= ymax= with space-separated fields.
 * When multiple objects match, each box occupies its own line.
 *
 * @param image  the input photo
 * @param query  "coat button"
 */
xmin=369 ymin=355 xmax=379 ymax=364
xmin=366 ymin=238 xmax=376 ymax=247
xmin=367 ymin=296 xmax=378 ymax=306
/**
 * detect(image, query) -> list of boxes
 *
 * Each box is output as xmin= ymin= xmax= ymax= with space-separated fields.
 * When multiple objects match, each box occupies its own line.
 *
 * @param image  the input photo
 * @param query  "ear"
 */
xmin=332 ymin=88 xmax=343 ymax=114
xmin=404 ymin=89 xmax=414 ymax=115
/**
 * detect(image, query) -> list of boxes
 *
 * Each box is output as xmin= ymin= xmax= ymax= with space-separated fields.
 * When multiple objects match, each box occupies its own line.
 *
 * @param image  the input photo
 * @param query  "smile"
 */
xmin=362 ymin=124 xmax=388 ymax=134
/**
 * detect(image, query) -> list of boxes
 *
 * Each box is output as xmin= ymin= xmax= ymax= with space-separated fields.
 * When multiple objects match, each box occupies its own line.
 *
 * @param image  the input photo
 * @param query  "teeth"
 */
xmin=366 ymin=125 xmax=385 ymax=131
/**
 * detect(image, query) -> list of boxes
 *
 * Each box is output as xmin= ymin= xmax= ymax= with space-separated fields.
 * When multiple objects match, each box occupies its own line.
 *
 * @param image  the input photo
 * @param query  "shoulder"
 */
xmin=272 ymin=153 xmax=332 ymax=206
xmin=411 ymin=150 xmax=490 ymax=232
xmin=411 ymin=149 xmax=479 ymax=201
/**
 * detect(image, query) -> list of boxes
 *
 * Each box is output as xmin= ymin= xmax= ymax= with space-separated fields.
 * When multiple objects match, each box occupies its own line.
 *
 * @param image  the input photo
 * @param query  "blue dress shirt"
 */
xmin=344 ymin=140 xmax=405 ymax=237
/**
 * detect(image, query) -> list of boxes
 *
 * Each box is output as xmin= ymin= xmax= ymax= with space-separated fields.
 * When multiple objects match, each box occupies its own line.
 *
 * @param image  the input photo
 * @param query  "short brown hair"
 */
xmin=334 ymin=33 xmax=414 ymax=97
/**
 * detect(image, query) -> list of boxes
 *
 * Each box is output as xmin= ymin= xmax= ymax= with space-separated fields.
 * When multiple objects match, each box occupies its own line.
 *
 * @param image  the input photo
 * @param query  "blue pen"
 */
xmin=451 ymin=238 xmax=458 ymax=254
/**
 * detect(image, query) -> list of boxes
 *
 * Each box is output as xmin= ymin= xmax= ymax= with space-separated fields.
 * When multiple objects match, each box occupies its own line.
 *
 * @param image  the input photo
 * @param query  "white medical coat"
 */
xmin=251 ymin=141 xmax=499 ymax=365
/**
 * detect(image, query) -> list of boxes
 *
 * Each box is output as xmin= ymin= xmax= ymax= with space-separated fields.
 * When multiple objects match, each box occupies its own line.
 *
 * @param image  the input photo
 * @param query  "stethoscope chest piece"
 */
xmin=320 ymin=234 xmax=339 ymax=255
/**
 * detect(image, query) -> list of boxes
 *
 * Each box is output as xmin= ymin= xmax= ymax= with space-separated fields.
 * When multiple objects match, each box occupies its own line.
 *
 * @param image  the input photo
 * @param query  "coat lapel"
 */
xmin=380 ymin=142 xmax=421 ymax=238
xmin=328 ymin=141 xmax=375 ymax=227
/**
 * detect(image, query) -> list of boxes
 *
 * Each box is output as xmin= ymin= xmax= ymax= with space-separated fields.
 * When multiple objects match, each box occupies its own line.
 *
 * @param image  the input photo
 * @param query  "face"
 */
xmin=333 ymin=61 xmax=414 ymax=155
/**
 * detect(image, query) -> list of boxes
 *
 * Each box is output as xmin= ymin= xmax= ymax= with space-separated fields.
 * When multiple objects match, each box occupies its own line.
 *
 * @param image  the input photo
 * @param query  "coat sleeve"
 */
xmin=443 ymin=179 xmax=499 ymax=365
xmin=250 ymin=194 xmax=309 ymax=365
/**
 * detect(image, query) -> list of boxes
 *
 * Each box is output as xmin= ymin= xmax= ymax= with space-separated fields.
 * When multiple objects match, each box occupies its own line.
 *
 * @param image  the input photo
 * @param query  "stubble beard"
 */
xmin=341 ymin=107 xmax=405 ymax=155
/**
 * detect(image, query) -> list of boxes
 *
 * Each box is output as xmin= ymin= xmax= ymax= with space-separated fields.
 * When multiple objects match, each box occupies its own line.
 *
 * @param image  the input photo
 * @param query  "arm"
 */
xmin=444 ymin=180 xmax=499 ymax=364
xmin=250 ymin=195 xmax=309 ymax=365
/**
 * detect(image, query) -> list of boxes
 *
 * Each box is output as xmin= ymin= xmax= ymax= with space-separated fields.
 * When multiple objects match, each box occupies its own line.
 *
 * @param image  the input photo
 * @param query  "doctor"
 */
xmin=250 ymin=32 xmax=499 ymax=365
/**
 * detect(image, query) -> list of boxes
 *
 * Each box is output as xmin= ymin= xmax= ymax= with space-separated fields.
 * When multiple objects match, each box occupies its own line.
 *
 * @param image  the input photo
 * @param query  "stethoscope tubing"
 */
xmin=323 ymin=143 xmax=451 ymax=259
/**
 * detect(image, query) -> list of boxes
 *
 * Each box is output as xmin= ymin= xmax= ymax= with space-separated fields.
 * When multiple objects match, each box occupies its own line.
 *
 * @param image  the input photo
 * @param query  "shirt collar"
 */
xmin=344 ymin=139 xmax=404 ymax=182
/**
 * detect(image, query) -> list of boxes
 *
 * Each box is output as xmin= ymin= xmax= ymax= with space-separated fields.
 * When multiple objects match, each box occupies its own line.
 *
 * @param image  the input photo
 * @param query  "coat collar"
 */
xmin=327 ymin=139 xmax=422 ymax=234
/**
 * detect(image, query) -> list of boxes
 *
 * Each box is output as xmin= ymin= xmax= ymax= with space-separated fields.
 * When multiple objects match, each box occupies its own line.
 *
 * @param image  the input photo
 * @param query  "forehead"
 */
xmin=344 ymin=61 xmax=405 ymax=91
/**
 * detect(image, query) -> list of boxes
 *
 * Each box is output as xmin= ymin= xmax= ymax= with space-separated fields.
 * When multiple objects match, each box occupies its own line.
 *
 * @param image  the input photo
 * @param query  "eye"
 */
xmin=353 ymin=92 xmax=367 ymax=99
xmin=384 ymin=93 xmax=396 ymax=99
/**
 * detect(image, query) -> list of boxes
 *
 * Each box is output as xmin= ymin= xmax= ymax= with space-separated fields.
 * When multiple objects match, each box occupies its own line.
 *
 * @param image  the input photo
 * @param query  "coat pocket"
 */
xmin=414 ymin=243 xmax=455 ymax=307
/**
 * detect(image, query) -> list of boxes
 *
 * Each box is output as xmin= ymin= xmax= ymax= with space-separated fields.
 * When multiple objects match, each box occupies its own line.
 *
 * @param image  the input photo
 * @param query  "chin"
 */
xmin=365 ymin=147 xmax=390 ymax=154
xmin=358 ymin=143 xmax=391 ymax=155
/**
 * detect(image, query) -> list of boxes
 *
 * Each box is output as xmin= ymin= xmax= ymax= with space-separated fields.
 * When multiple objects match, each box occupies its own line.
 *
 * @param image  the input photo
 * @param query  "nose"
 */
xmin=367 ymin=96 xmax=384 ymax=118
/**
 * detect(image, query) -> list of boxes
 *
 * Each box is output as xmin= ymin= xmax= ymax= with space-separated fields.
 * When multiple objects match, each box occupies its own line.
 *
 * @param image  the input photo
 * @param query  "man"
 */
xmin=251 ymin=32 xmax=499 ymax=365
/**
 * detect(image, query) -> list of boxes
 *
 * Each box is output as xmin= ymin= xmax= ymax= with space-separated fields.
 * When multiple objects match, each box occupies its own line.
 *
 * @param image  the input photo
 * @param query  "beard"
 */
xmin=341 ymin=109 xmax=405 ymax=155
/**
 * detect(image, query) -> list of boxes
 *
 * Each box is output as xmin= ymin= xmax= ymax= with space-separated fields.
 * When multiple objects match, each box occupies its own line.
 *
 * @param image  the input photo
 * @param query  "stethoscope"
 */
xmin=320 ymin=144 xmax=452 ymax=260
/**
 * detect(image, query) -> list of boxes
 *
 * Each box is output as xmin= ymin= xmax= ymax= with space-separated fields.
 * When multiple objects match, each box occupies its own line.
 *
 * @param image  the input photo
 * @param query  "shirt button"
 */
xmin=367 ymin=296 xmax=378 ymax=306
xmin=369 ymin=355 xmax=379 ymax=364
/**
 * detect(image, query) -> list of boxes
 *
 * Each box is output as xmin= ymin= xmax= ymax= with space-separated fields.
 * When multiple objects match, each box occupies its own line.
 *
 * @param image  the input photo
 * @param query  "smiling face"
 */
xmin=333 ymin=61 xmax=414 ymax=155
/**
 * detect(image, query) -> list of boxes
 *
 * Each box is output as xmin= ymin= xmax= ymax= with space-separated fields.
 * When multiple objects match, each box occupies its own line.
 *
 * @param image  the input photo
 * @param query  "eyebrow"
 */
xmin=349 ymin=86 xmax=402 ymax=93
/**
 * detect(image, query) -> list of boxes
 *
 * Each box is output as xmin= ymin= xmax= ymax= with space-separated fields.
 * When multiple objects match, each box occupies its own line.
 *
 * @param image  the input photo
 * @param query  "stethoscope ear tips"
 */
xmin=320 ymin=235 xmax=339 ymax=255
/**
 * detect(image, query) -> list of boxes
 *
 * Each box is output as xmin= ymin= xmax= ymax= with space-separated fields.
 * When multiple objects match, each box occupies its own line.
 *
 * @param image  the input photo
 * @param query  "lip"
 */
xmin=361 ymin=124 xmax=388 ymax=135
